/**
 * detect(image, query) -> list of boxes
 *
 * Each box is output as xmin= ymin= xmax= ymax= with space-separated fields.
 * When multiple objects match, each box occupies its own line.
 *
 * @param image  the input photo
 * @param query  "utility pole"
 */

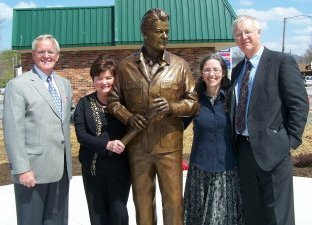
xmin=282 ymin=15 xmax=312 ymax=53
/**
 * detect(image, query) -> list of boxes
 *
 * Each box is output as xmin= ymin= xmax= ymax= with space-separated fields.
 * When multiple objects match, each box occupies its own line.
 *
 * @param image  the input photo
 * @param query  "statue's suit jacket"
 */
xmin=3 ymin=68 xmax=72 ymax=184
xmin=228 ymin=47 xmax=309 ymax=171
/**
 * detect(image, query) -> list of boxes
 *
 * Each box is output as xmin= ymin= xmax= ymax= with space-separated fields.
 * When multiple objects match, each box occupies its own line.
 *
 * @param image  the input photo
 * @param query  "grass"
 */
xmin=0 ymin=124 xmax=312 ymax=164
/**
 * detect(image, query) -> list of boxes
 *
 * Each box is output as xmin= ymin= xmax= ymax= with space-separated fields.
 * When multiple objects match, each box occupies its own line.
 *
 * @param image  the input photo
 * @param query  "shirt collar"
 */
xmin=201 ymin=88 xmax=226 ymax=101
xmin=246 ymin=46 xmax=264 ymax=68
xmin=137 ymin=47 xmax=170 ymax=65
xmin=34 ymin=65 xmax=55 ymax=81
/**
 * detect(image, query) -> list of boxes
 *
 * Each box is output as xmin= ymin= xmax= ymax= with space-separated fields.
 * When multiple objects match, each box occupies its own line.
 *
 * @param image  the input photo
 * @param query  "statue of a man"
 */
xmin=108 ymin=8 xmax=199 ymax=225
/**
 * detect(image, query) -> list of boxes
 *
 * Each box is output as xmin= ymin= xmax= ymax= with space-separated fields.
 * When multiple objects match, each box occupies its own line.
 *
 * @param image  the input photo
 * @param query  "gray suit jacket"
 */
xmin=3 ymin=68 xmax=72 ymax=184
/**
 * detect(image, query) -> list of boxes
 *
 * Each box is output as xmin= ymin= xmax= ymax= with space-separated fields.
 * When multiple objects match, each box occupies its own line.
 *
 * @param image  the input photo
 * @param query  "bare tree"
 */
xmin=0 ymin=19 xmax=5 ymax=51
xmin=0 ymin=19 xmax=4 ymax=40
xmin=303 ymin=43 xmax=312 ymax=65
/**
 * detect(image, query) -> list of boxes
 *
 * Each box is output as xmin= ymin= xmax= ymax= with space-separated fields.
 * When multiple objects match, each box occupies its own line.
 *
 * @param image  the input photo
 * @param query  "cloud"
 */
xmin=0 ymin=3 xmax=13 ymax=20
xmin=277 ymin=34 xmax=311 ymax=55
xmin=237 ymin=7 xmax=302 ymax=30
xmin=264 ymin=42 xmax=282 ymax=52
xmin=239 ymin=1 xmax=254 ymax=6
xmin=15 ymin=1 xmax=37 ymax=9
xmin=47 ymin=5 xmax=64 ymax=8
xmin=0 ymin=1 xmax=38 ymax=21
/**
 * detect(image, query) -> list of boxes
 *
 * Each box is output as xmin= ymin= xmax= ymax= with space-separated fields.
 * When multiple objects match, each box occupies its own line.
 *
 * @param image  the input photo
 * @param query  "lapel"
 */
xmin=248 ymin=48 xmax=271 ymax=114
xmin=136 ymin=50 xmax=152 ymax=82
xmin=136 ymin=49 xmax=169 ymax=82
xmin=29 ymin=69 xmax=62 ymax=120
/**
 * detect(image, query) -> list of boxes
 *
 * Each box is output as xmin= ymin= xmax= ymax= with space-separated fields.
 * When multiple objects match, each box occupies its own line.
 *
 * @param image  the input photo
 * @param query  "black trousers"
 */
xmin=82 ymin=166 xmax=131 ymax=225
xmin=237 ymin=136 xmax=295 ymax=225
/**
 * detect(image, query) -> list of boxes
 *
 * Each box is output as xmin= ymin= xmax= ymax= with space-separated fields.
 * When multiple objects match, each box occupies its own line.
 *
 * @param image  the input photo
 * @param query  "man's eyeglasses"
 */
xmin=35 ymin=50 xmax=57 ymax=56
xmin=202 ymin=68 xmax=222 ymax=74
xmin=234 ymin=30 xmax=258 ymax=39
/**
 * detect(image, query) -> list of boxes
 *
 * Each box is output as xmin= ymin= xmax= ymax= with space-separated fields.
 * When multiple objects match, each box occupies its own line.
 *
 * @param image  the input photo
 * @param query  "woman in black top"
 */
xmin=74 ymin=55 xmax=130 ymax=225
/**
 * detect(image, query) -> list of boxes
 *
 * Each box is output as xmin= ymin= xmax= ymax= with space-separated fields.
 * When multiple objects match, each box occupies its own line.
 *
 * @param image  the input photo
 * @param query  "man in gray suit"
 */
xmin=3 ymin=34 xmax=72 ymax=225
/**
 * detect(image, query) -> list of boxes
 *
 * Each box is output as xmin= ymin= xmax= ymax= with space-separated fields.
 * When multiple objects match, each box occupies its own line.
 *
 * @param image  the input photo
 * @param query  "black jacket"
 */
xmin=74 ymin=92 xmax=128 ymax=173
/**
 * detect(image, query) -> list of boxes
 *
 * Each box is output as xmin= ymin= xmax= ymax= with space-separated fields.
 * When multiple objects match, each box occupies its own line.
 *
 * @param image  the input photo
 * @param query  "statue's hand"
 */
xmin=150 ymin=97 xmax=172 ymax=115
xmin=128 ymin=114 xmax=148 ymax=131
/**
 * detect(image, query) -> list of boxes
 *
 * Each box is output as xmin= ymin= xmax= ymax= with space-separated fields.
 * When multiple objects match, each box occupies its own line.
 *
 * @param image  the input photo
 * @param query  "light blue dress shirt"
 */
xmin=34 ymin=65 xmax=61 ymax=98
xmin=235 ymin=46 xmax=264 ymax=136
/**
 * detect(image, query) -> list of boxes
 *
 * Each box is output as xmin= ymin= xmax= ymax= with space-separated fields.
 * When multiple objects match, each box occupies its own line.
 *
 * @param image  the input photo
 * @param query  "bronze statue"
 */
xmin=108 ymin=8 xmax=199 ymax=225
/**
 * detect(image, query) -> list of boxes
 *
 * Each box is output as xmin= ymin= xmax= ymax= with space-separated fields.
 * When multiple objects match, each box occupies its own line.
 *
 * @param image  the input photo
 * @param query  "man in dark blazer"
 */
xmin=228 ymin=15 xmax=308 ymax=225
xmin=3 ymin=34 xmax=72 ymax=225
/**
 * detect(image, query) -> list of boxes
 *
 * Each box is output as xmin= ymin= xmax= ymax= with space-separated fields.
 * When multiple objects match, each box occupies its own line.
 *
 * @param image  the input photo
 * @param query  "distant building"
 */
xmin=12 ymin=0 xmax=237 ymax=102
xmin=299 ymin=63 xmax=312 ymax=76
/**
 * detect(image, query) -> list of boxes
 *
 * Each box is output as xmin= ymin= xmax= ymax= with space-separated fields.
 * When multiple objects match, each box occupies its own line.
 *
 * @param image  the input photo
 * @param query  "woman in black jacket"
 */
xmin=74 ymin=55 xmax=130 ymax=225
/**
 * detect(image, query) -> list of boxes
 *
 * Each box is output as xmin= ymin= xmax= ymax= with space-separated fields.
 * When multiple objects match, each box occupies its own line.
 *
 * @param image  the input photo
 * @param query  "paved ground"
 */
xmin=0 ymin=173 xmax=312 ymax=225
xmin=0 ymin=87 xmax=311 ymax=224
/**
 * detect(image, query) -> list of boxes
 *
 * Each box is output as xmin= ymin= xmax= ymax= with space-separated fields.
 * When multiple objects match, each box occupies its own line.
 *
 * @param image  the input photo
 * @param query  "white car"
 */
xmin=304 ymin=76 xmax=312 ymax=86
xmin=0 ymin=88 xmax=5 ymax=95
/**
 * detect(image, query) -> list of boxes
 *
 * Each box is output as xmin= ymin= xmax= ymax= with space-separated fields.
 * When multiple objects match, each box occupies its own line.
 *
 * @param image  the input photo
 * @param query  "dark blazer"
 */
xmin=228 ymin=47 xmax=309 ymax=171
xmin=74 ymin=92 xmax=128 ymax=173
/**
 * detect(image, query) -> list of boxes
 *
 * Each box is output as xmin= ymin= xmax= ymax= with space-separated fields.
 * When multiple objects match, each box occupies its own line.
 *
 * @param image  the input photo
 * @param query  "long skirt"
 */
xmin=184 ymin=165 xmax=244 ymax=225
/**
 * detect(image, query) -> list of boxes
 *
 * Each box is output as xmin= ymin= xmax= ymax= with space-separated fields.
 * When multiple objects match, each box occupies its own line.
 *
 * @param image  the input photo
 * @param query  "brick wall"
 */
xmin=21 ymin=47 xmax=213 ymax=104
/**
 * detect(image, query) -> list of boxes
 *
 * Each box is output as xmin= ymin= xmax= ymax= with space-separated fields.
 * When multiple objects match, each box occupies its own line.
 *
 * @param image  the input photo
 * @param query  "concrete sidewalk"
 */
xmin=1 ymin=173 xmax=312 ymax=225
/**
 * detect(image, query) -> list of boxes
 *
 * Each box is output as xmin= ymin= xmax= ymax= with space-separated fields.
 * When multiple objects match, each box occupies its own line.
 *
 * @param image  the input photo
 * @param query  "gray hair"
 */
xmin=232 ymin=15 xmax=262 ymax=35
xmin=140 ymin=8 xmax=169 ymax=35
xmin=31 ymin=34 xmax=60 ymax=53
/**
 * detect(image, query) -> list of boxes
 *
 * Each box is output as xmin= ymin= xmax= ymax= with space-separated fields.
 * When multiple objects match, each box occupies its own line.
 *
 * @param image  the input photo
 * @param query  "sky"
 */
xmin=0 ymin=0 xmax=311 ymax=56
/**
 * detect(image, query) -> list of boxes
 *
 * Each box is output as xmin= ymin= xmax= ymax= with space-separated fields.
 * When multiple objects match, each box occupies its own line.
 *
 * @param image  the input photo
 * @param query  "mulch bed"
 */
xmin=0 ymin=156 xmax=311 ymax=186
xmin=0 ymin=157 xmax=82 ymax=186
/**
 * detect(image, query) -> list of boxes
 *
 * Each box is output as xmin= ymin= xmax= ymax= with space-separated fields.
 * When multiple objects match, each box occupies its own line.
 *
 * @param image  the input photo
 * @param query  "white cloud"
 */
xmin=0 ymin=3 xmax=13 ymax=20
xmin=15 ymin=1 xmax=37 ymax=9
xmin=47 ymin=5 xmax=64 ymax=8
xmin=239 ymin=1 xmax=254 ymax=6
xmin=293 ymin=34 xmax=311 ymax=43
xmin=264 ymin=42 xmax=282 ymax=52
xmin=0 ymin=1 xmax=38 ymax=21
xmin=286 ymin=42 xmax=310 ymax=55
xmin=237 ymin=7 xmax=302 ymax=30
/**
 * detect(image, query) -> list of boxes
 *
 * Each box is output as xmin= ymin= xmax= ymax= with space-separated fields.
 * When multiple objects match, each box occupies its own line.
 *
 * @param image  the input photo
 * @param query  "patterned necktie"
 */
xmin=235 ymin=60 xmax=252 ymax=134
xmin=47 ymin=76 xmax=62 ymax=115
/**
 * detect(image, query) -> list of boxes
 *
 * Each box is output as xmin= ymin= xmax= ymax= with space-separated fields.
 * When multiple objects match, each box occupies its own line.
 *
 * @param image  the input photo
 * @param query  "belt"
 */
xmin=237 ymin=134 xmax=250 ymax=142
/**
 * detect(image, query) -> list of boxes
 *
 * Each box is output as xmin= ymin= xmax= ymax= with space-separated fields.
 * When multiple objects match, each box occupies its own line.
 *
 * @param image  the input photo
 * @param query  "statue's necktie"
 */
xmin=47 ymin=76 xmax=62 ymax=115
xmin=235 ymin=60 xmax=252 ymax=134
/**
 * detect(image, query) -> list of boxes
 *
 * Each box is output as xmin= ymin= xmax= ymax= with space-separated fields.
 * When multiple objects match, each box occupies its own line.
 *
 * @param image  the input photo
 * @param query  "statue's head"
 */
xmin=141 ymin=8 xmax=170 ymax=54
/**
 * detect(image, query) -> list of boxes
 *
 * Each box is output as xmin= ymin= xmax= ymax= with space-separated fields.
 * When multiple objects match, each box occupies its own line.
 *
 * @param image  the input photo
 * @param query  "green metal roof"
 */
xmin=115 ymin=0 xmax=237 ymax=45
xmin=12 ymin=0 xmax=236 ymax=50
xmin=12 ymin=6 xmax=114 ymax=50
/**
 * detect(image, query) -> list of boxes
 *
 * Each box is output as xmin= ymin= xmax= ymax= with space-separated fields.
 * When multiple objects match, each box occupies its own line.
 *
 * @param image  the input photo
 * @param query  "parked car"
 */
xmin=0 ymin=88 xmax=5 ymax=95
xmin=304 ymin=76 xmax=312 ymax=86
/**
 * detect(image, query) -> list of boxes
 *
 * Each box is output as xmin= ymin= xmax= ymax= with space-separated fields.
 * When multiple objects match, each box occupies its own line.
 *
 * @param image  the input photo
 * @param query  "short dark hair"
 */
xmin=196 ymin=53 xmax=231 ymax=94
xmin=140 ymin=8 xmax=169 ymax=35
xmin=90 ymin=55 xmax=116 ymax=80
